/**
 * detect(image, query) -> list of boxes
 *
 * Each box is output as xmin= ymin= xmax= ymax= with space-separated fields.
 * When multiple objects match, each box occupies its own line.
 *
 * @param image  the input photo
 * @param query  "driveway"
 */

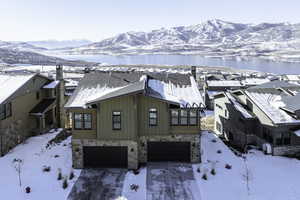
xmin=67 ymin=168 xmax=127 ymax=200
xmin=147 ymin=163 xmax=201 ymax=200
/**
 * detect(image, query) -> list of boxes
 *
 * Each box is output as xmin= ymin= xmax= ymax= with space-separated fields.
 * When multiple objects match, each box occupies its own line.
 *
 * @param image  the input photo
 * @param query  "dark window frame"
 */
xmin=73 ymin=113 xmax=92 ymax=130
xmin=112 ymin=111 xmax=121 ymax=130
xmin=170 ymin=108 xmax=199 ymax=126
xmin=0 ymin=102 xmax=12 ymax=120
xmin=149 ymin=108 xmax=158 ymax=127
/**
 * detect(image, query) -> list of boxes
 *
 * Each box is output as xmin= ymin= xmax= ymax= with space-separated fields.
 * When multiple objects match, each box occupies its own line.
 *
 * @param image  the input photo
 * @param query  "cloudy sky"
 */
xmin=1 ymin=0 xmax=299 ymax=41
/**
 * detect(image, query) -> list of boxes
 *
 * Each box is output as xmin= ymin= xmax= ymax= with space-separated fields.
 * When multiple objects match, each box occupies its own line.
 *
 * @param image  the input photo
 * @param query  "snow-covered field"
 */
xmin=1 ymin=129 xmax=300 ymax=200
xmin=0 ymin=129 xmax=81 ymax=200
xmin=197 ymin=131 xmax=300 ymax=200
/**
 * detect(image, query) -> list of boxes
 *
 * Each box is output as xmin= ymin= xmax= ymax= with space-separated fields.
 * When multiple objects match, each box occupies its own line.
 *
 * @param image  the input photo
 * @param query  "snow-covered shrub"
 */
xmin=130 ymin=184 xmax=139 ymax=192
xmin=133 ymin=169 xmax=139 ymax=175
xmin=202 ymin=173 xmax=208 ymax=180
xmin=225 ymin=164 xmax=232 ymax=169
xmin=211 ymin=169 xmax=216 ymax=175
xmin=62 ymin=178 xmax=68 ymax=189
xmin=42 ymin=166 xmax=51 ymax=172
xmin=25 ymin=187 xmax=31 ymax=194
xmin=69 ymin=170 xmax=74 ymax=180
xmin=57 ymin=168 xmax=62 ymax=180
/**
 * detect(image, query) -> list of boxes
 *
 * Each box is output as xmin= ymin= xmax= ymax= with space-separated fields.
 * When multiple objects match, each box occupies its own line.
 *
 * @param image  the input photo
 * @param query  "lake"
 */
xmin=56 ymin=54 xmax=300 ymax=75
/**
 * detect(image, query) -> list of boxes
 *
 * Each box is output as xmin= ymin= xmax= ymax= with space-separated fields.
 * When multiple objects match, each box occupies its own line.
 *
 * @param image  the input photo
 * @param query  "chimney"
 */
xmin=191 ymin=66 xmax=197 ymax=80
xmin=56 ymin=65 xmax=65 ymax=128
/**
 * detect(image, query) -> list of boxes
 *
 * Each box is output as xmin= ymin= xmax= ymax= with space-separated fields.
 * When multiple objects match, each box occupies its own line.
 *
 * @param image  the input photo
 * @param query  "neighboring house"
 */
xmin=214 ymin=81 xmax=300 ymax=156
xmin=65 ymin=71 xmax=204 ymax=169
xmin=0 ymin=65 xmax=65 ymax=156
xmin=204 ymin=78 xmax=271 ymax=110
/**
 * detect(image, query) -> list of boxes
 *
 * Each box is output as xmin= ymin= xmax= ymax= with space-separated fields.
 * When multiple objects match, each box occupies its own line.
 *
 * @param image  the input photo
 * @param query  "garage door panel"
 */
xmin=148 ymin=142 xmax=191 ymax=162
xmin=83 ymin=146 xmax=128 ymax=168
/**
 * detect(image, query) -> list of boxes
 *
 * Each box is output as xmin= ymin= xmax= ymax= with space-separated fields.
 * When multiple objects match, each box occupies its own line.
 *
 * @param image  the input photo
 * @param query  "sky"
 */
xmin=0 ymin=0 xmax=300 ymax=42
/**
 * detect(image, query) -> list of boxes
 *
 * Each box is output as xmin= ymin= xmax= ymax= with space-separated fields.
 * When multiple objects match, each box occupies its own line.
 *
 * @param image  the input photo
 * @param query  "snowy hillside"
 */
xmin=27 ymin=39 xmax=93 ymax=49
xmin=62 ymin=19 xmax=300 ymax=62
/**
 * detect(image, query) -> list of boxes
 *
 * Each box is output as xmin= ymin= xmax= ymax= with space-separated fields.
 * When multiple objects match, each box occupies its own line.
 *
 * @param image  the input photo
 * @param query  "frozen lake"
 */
xmin=56 ymin=54 xmax=300 ymax=74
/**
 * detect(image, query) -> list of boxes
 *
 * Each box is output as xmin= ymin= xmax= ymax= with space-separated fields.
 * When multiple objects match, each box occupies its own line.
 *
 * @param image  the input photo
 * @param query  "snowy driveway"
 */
xmin=146 ymin=163 xmax=201 ymax=200
xmin=67 ymin=168 xmax=127 ymax=200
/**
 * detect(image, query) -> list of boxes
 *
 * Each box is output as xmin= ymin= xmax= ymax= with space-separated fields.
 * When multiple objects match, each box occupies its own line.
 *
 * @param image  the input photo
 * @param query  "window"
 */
xmin=180 ymin=110 xmax=188 ymax=125
xmin=189 ymin=110 xmax=197 ymax=125
xmin=36 ymin=92 xmax=40 ymax=100
xmin=225 ymin=110 xmax=228 ymax=117
xmin=283 ymin=137 xmax=291 ymax=145
xmin=171 ymin=110 xmax=179 ymax=125
xmin=149 ymin=108 xmax=158 ymax=126
xmin=74 ymin=113 xmax=92 ymax=130
xmin=0 ymin=103 xmax=12 ymax=120
xmin=74 ymin=113 xmax=83 ymax=129
xmin=112 ymin=111 xmax=121 ymax=130
xmin=84 ymin=114 xmax=92 ymax=129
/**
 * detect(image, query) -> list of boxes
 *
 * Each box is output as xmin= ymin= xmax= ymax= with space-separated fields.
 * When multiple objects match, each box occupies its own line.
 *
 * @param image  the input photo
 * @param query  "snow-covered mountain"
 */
xmin=0 ymin=40 xmax=46 ymax=52
xmin=64 ymin=19 xmax=300 ymax=62
xmin=27 ymin=39 xmax=93 ymax=49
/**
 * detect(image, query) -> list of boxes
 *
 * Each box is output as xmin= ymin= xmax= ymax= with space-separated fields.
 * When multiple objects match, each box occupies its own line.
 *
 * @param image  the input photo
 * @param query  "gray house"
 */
xmin=65 ymin=71 xmax=204 ymax=169
xmin=214 ymin=81 xmax=300 ymax=156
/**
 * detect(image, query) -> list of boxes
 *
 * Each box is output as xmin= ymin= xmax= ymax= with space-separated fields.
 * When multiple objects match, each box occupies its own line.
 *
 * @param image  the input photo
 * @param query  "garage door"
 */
xmin=83 ymin=146 xmax=128 ymax=168
xmin=147 ymin=142 xmax=191 ymax=162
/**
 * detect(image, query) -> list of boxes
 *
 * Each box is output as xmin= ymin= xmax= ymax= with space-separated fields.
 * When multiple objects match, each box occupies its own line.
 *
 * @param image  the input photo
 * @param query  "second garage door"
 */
xmin=147 ymin=142 xmax=191 ymax=162
xmin=83 ymin=146 xmax=128 ymax=168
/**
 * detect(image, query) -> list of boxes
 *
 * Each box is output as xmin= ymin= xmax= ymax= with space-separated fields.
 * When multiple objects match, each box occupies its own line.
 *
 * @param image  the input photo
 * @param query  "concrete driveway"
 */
xmin=67 ymin=168 xmax=127 ymax=200
xmin=147 ymin=163 xmax=201 ymax=200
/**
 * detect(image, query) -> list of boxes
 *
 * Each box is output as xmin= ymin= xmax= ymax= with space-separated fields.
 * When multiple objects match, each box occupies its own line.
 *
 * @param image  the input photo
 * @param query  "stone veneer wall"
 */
xmin=138 ymin=134 xmax=201 ymax=163
xmin=72 ymin=139 xmax=138 ymax=169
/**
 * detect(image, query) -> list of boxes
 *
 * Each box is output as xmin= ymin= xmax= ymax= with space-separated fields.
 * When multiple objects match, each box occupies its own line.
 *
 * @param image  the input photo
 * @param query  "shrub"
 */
xmin=62 ymin=178 xmax=68 ymax=189
xmin=130 ymin=184 xmax=139 ymax=192
xmin=197 ymin=168 xmax=201 ymax=173
xmin=54 ymin=155 xmax=60 ymax=158
xmin=202 ymin=174 xmax=207 ymax=180
xmin=133 ymin=169 xmax=139 ymax=175
xmin=25 ymin=187 xmax=31 ymax=194
xmin=217 ymin=150 xmax=222 ymax=154
xmin=211 ymin=169 xmax=216 ymax=175
xmin=211 ymin=139 xmax=217 ymax=143
xmin=57 ymin=169 xmax=62 ymax=180
xmin=225 ymin=164 xmax=232 ymax=169
xmin=42 ymin=166 xmax=51 ymax=172
xmin=69 ymin=171 xmax=75 ymax=180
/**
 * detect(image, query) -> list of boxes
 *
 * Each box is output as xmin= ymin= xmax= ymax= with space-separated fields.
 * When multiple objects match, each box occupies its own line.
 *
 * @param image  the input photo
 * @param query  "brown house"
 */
xmin=65 ymin=71 xmax=205 ymax=169
xmin=0 ymin=65 xmax=65 ymax=156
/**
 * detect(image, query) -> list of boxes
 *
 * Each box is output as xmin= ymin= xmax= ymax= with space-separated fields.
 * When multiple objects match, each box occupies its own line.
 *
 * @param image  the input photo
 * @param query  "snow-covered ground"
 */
xmin=2 ymin=129 xmax=300 ymax=200
xmin=197 ymin=131 xmax=300 ymax=200
xmin=0 ymin=129 xmax=81 ymax=200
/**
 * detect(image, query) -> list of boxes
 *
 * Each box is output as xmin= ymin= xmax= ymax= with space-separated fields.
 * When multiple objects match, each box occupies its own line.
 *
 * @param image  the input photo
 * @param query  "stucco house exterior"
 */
xmin=65 ymin=71 xmax=205 ymax=169
xmin=214 ymin=81 xmax=300 ymax=156
xmin=0 ymin=65 xmax=65 ymax=156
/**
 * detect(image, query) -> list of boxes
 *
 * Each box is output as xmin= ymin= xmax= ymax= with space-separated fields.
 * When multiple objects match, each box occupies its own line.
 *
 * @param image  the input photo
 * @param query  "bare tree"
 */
xmin=12 ymin=158 xmax=23 ymax=187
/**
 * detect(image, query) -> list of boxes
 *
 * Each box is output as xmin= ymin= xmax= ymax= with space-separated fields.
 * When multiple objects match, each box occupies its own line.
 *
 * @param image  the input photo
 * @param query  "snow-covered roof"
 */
xmin=285 ymin=75 xmax=300 ymax=81
xmin=293 ymin=129 xmax=300 ymax=137
xmin=43 ymin=80 xmax=60 ymax=89
xmin=0 ymin=73 xmax=35 ymax=104
xmin=245 ymin=91 xmax=300 ymax=125
xmin=65 ymin=72 xmax=204 ymax=108
xmin=148 ymin=76 xmax=204 ymax=107
xmin=241 ymin=78 xmax=270 ymax=86
xmin=225 ymin=92 xmax=254 ymax=119
xmin=207 ymin=80 xmax=242 ymax=87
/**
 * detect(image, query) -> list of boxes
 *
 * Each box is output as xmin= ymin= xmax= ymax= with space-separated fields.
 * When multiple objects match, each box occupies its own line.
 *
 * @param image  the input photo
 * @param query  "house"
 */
xmin=0 ymin=65 xmax=65 ymax=156
xmin=214 ymin=81 xmax=300 ymax=156
xmin=65 ymin=71 xmax=204 ymax=169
